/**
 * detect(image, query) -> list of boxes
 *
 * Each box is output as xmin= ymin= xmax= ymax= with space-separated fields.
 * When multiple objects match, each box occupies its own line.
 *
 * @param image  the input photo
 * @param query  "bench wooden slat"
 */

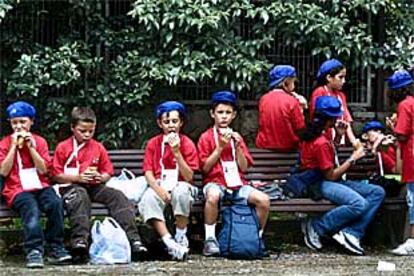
xmin=0 ymin=147 xmax=405 ymax=219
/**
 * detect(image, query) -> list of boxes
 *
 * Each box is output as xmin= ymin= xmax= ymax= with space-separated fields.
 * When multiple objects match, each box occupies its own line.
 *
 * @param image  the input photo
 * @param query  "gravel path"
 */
xmin=0 ymin=249 xmax=411 ymax=275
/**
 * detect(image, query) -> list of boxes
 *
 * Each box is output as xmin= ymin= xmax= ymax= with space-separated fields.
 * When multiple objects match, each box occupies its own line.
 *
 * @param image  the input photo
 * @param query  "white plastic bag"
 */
xmin=106 ymin=168 xmax=148 ymax=203
xmin=89 ymin=217 xmax=131 ymax=264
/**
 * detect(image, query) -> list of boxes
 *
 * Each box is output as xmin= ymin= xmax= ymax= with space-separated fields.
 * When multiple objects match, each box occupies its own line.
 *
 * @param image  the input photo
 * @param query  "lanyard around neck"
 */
xmin=65 ymin=137 xmax=85 ymax=168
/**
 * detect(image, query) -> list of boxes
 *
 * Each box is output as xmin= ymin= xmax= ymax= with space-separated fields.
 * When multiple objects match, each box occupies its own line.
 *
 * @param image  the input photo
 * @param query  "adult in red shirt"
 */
xmin=300 ymin=96 xmax=385 ymax=256
xmin=138 ymin=101 xmax=199 ymax=261
xmin=309 ymin=59 xmax=356 ymax=145
xmin=256 ymin=65 xmax=306 ymax=150
xmin=387 ymin=69 xmax=414 ymax=255
xmin=51 ymin=107 xmax=147 ymax=261
xmin=198 ymin=90 xmax=270 ymax=256
xmin=0 ymin=101 xmax=71 ymax=268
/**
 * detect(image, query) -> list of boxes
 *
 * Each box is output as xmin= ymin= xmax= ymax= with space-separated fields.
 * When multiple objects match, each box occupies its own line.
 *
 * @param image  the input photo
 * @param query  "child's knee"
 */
xmin=205 ymin=190 xmax=220 ymax=206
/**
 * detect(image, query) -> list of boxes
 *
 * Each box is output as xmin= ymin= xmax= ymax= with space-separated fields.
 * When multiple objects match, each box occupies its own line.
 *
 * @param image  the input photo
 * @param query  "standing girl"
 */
xmin=309 ymin=59 xmax=356 ymax=146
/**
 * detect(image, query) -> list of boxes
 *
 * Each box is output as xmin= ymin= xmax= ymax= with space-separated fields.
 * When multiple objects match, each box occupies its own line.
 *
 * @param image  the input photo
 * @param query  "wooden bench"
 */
xmin=0 ymin=148 xmax=406 ymax=217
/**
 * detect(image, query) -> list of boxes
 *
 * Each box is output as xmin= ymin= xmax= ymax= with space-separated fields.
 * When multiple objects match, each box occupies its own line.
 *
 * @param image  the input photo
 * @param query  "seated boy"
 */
xmin=138 ymin=101 xmax=199 ymax=261
xmin=198 ymin=90 xmax=270 ymax=256
xmin=51 ymin=107 xmax=147 ymax=261
xmin=361 ymin=120 xmax=401 ymax=175
xmin=0 ymin=101 xmax=71 ymax=268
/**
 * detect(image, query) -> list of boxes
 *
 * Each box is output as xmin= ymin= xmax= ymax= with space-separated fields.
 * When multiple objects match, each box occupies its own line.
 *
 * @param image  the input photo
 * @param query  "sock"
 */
xmin=205 ymin=224 xmax=216 ymax=240
xmin=175 ymin=227 xmax=187 ymax=240
xmin=259 ymin=229 xmax=264 ymax=238
xmin=161 ymin=234 xmax=176 ymax=248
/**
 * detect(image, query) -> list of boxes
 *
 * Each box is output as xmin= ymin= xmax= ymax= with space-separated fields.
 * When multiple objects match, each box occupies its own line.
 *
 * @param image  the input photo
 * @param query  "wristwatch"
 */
xmin=346 ymin=157 xmax=356 ymax=165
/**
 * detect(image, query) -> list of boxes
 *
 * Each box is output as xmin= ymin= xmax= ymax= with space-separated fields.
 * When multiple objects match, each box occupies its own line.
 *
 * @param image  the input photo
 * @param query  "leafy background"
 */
xmin=1 ymin=0 xmax=413 ymax=148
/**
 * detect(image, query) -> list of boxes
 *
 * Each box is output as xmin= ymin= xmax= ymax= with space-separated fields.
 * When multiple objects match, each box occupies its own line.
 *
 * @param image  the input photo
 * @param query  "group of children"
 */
xmin=1 ymin=58 xmax=413 ymax=268
xmin=0 ymin=90 xmax=270 ymax=267
xmin=257 ymin=59 xmax=414 ymax=256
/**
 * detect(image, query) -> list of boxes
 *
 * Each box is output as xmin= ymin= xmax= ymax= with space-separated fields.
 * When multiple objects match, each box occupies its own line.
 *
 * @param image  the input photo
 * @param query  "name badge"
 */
xmin=222 ymin=160 xmax=243 ymax=188
xmin=160 ymin=168 xmax=178 ymax=192
xmin=19 ymin=168 xmax=43 ymax=191
xmin=64 ymin=167 xmax=79 ymax=176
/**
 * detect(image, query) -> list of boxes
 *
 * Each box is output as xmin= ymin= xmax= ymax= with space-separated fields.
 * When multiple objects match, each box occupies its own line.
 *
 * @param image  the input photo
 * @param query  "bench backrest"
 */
xmin=109 ymin=147 xmax=377 ymax=184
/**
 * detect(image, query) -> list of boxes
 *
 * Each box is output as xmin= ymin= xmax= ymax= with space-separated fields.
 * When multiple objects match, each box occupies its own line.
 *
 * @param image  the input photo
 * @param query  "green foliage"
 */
xmin=1 ymin=0 xmax=414 ymax=148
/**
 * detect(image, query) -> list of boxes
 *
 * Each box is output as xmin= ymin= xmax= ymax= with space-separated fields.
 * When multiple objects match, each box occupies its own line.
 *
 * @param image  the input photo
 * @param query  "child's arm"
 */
xmin=232 ymin=132 xmax=249 ymax=172
xmin=145 ymin=170 xmax=171 ymax=203
xmin=0 ymin=136 xmax=18 ymax=177
xmin=201 ymin=134 xmax=230 ymax=173
xmin=172 ymin=147 xmax=193 ymax=182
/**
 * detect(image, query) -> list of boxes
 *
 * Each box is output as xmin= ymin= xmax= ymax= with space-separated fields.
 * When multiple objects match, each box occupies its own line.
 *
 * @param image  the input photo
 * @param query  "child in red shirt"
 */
xmin=309 ymin=59 xmax=356 ymax=146
xmin=386 ymin=69 xmax=414 ymax=255
xmin=256 ymin=65 xmax=306 ymax=150
xmin=198 ymin=90 xmax=270 ymax=256
xmin=361 ymin=120 xmax=401 ymax=175
xmin=51 ymin=107 xmax=147 ymax=261
xmin=300 ymin=96 xmax=385 ymax=255
xmin=138 ymin=101 xmax=199 ymax=261
xmin=0 ymin=101 xmax=71 ymax=268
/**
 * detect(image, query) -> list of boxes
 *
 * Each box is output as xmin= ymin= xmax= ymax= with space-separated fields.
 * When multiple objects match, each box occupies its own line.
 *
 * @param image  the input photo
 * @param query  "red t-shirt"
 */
xmin=256 ymin=89 xmax=305 ymax=150
xmin=310 ymin=86 xmax=353 ymax=122
xmin=198 ymin=127 xmax=253 ymax=187
xmin=0 ymin=134 xmax=51 ymax=206
xmin=143 ymin=134 xmax=199 ymax=181
xmin=52 ymin=137 xmax=114 ymax=184
xmin=300 ymin=133 xmax=335 ymax=171
xmin=394 ymin=96 xmax=414 ymax=183
xmin=310 ymin=86 xmax=353 ymax=141
xmin=378 ymin=146 xmax=396 ymax=174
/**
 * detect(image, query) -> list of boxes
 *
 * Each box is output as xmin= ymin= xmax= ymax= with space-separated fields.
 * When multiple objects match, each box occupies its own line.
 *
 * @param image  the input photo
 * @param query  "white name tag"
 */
xmin=19 ymin=168 xmax=43 ymax=191
xmin=160 ymin=168 xmax=178 ymax=192
xmin=222 ymin=160 xmax=243 ymax=188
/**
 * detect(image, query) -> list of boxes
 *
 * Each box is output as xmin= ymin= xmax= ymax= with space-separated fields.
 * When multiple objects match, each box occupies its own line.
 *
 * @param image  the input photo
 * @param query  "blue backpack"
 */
xmin=218 ymin=202 xmax=264 ymax=259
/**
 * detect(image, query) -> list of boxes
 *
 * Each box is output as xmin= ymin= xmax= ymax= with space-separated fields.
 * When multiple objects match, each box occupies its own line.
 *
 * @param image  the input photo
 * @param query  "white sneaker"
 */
xmin=391 ymin=239 xmax=414 ymax=256
xmin=167 ymin=240 xmax=189 ymax=261
xmin=302 ymin=219 xmax=322 ymax=250
xmin=332 ymin=231 xmax=364 ymax=255
xmin=175 ymin=234 xmax=189 ymax=249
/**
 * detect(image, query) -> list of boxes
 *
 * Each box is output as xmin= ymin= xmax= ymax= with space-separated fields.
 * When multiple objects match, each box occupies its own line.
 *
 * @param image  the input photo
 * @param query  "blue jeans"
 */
xmin=405 ymin=183 xmax=414 ymax=224
xmin=12 ymin=187 xmax=65 ymax=254
xmin=312 ymin=180 xmax=385 ymax=239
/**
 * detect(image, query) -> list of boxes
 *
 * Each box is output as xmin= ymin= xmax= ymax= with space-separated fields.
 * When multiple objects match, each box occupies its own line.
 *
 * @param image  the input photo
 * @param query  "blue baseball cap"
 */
xmin=211 ymin=90 xmax=238 ymax=106
xmin=387 ymin=69 xmax=413 ymax=90
xmin=316 ymin=59 xmax=344 ymax=81
xmin=362 ymin=121 xmax=385 ymax=133
xmin=315 ymin=96 xmax=343 ymax=117
xmin=6 ymin=101 xmax=36 ymax=119
xmin=155 ymin=101 xmax=187 ymax=118
xmin=268 ymin=65 xmax=297 ymax=88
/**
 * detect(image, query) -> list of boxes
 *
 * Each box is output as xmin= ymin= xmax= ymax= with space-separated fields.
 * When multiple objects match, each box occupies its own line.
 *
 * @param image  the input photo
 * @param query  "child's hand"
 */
xmin=292 ymin=92 xmax=308 ymax=110
xmin=386 ymin=113 xmax=397 ymax=132
xmin=335 ymin=120 xmax=348 ymax=137
xmin=351 ymin=146 xmax=366 ymax=161
xmin=78 ymin=171 xmax=95 ymax=184
xmin=167 ymin=133 xmax=180 ymax=151
xmin=156 ymin=185 xmax=171 ymax=204
xmin=231 ymin=131 xmax=242 ymax=147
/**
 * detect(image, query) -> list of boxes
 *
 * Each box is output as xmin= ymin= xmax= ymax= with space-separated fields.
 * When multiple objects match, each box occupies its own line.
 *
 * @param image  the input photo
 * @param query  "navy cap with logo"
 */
xmin=315 ymin=96 xmax=343 ymax=117
xmin=387 ymin=69 xmax=414 ymax=90
xmin=211 ymin=90 xmax=238 ymax=106
xmin=155 ymin=101 xmax=187 ymax=118
xmin=6 ymin=101 xmax=36 ymax=119
xmin=362 ymin=120 xmax=385 ymax=133
xmin=268 ymin=65 xmax=297 ymax=88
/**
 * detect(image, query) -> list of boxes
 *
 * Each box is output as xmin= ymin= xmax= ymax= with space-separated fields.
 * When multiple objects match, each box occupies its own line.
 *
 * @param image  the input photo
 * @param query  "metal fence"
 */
xmin=1 ymin=0 xmax=373 ymax=107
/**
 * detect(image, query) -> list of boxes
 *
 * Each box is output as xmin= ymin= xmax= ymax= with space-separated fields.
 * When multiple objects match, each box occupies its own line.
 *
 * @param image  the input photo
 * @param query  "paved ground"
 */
xmin=0 ymin=248 xmax=412 ymax=275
